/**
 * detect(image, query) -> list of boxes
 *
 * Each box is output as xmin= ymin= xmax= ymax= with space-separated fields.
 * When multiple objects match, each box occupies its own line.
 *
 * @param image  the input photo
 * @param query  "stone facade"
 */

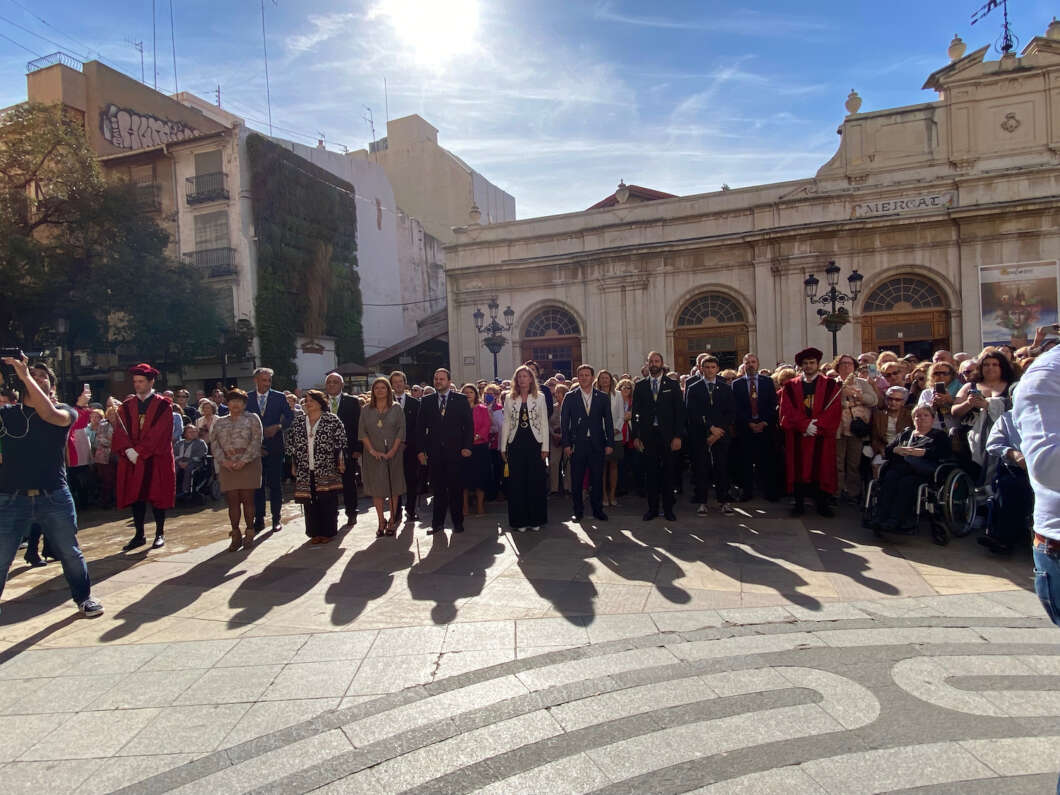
xmin=444 ymin=25 xmax=1060 ymax=383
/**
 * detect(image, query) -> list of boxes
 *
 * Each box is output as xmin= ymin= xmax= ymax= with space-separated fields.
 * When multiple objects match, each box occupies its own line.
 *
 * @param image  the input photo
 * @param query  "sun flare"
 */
xmin=370 ymin=0 xmax=480 ymax=68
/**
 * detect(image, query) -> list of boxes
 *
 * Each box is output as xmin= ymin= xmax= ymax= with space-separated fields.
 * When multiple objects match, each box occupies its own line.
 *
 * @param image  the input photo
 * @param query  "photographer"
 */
xmin=0 ymin=354 xmax=102 ymax=617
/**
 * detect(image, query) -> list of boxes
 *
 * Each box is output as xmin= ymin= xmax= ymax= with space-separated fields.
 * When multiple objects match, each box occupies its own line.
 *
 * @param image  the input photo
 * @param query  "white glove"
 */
xmin=125 ymin=449 xmax=139 ymax=464
xmin=804 ymin=420 xmax=818 ymax=437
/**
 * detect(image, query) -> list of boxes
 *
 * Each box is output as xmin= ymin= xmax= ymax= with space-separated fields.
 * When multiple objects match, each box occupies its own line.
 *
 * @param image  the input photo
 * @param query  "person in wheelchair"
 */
xmin=872 ymin=405 xmax=951 ymax=534
xmin=174 ymin=424 xmax=209 ymax=499
xmin=978 ymin=384 xmax=1033 ymax=555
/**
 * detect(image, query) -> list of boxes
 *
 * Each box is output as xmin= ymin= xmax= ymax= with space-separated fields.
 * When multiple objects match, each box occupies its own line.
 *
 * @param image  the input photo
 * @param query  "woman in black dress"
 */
xmin=500 ymin=366 xmax=550 ymax=531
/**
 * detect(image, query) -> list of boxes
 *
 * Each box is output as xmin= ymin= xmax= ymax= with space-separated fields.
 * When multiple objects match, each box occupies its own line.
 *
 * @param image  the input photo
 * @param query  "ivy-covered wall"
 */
xmin=246 ymin=133 xmax=364 ymax=388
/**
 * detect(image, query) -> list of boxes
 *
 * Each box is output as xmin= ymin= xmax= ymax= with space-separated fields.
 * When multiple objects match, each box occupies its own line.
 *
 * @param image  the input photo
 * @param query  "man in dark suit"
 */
xmin=324 ymin=372 xmax=362 ymax=526
xmin=685 ymin=354 xmax=737 ymax=516
xmin=632 ymin=351 xmax=685 ymax=521
xmin=731 ymin=353 xmax=781 ymax=502
xmin=390 ymin=370 xmax=421 ymax=522
xmin=247 ymin=367 xmax=294 ymax=532
xmin=417 ymin=368 xmax=473 ymax=535
xmin=683 ymin=352 xmax=711 ymax=502
xmin=561 ymin=364 xmax=614 ymax=521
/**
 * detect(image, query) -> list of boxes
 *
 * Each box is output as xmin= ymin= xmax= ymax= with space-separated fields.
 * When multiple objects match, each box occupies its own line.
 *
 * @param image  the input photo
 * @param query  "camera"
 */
xmin=0 ymin=347 xmax=24 ymax=391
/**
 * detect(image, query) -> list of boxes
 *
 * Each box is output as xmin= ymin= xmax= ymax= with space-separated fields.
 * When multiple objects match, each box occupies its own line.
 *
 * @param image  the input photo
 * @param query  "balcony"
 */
xmin=182 ymin=247 xmax=237 ymax=278
xmin=185 ymin=172 xmax=229 ymax=205
xmin=133 ymin=180 xmax=162 ymax=212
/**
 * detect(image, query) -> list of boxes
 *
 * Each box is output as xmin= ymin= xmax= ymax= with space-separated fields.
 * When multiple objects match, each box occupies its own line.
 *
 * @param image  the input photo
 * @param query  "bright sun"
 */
xmin=371 ymin=0 xmax=481 ymax=68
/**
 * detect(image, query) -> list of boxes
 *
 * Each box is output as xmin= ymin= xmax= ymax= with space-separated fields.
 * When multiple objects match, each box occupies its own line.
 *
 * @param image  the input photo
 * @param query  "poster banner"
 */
xmin=979 ymin=261 xmax=1059 ymax=349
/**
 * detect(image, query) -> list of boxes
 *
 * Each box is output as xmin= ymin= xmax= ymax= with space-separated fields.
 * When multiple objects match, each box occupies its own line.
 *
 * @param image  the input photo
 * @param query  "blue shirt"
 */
xmin=985 ymin=411 xmax=1021 ymax=460
xmin=1013 ymin=346 xmax=1060 ymax=539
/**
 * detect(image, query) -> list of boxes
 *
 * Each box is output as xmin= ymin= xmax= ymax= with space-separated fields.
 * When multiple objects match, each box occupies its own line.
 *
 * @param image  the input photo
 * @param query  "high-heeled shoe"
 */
xmin=227 ymin=530 xmax=243 ymax=552
xmin=376 ymin=520 xmax=386 ymax=538
xmin=243 ymin=528 xmax=256 ymax=549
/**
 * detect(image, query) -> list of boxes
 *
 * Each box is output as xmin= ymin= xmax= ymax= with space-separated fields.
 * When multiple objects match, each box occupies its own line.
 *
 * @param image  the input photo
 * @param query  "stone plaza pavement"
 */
xmin=0 ymin=497 xmax=1057 ymax=793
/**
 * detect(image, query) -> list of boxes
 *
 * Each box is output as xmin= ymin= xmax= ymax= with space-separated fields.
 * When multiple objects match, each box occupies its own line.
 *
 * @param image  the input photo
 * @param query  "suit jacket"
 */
xmin=334 ymin=393 xmax=363 ymax=455
xmin=731 ymin=374 xmax=779 ymax=430
xmin=684 ymin=378 xmax=736 ymax=436
xmin=417 ymin=389 xmax=474 ymax=461
xmin=560 ymin=388 xmax=614 ymax=450
xmin=394 ymin=393 xmax=420 ymax=456
xmin=246 ymin=388 xmax=294 ymax=457
xmin=631 ymin=375 xmax=686 ymax=442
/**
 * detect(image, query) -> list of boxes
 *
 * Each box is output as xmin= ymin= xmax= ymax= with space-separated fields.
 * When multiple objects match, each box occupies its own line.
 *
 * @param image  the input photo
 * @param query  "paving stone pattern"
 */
xmin=0 ymin=499 xmax=1055 ymax=792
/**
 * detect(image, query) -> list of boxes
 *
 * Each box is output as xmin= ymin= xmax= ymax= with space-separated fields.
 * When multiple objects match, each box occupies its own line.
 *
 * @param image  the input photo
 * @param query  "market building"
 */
xmin=443 ymin=23 xmax=1060 ymax=382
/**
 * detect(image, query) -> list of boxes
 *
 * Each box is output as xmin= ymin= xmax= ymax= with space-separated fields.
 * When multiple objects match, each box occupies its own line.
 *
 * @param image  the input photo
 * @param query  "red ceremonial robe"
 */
xmin=779 ymin=376 xmax=842 ymax=495
xmin=112 ymin=394 xmax=177 ymax=510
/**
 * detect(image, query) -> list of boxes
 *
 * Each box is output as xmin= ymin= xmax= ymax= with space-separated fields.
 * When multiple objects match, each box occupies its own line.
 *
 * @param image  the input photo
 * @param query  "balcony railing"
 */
xmin=185 ymin=171 xmax=229 ymax=205
xmin=133 ymin=181 xmax=162 ymax=212
xmin=182 ymin=247 xmax=237 ymax=278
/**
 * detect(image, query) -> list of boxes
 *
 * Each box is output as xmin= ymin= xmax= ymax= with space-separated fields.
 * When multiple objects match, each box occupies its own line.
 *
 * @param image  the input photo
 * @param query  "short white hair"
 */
xmin=253 ymin=367 xmax=274 ymax=378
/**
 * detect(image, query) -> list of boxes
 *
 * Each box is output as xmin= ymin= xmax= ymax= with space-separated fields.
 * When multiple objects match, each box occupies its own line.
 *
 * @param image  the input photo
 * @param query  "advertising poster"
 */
xmin=979 ymin=261 xmax=1059 ymax=348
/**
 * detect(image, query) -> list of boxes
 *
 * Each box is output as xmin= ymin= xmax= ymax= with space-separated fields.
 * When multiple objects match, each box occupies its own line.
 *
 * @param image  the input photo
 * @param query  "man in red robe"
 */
xmin=112 ymin=363 xmax=176 ymax=551
xmin=779 ymin=347 xmax=842 ymax=517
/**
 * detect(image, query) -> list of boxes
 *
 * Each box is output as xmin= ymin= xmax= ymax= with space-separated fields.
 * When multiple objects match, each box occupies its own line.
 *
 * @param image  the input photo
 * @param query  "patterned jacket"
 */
xmin=284 ymin=411 xmax=347 ymax=501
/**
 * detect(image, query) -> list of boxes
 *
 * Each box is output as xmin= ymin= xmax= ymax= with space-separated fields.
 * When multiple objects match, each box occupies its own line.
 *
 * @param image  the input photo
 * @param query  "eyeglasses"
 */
xmin=885 ymin=397 xmax=904 ymax=402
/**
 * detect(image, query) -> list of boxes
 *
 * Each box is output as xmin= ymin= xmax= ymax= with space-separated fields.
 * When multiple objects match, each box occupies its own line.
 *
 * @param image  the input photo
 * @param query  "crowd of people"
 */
xmin=0 ymin=322 xmax=1057 ymax=621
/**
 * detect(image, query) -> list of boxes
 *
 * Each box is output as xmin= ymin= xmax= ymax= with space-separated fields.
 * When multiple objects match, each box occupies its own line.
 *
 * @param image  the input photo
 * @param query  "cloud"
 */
xmin=285 ymin=12 xmax=358 ymax=53
xmin=593 ymin=1 xmax=832 ymax=36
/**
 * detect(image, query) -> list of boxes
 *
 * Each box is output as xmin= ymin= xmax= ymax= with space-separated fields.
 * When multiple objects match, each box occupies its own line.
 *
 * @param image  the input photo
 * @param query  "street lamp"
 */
xmin=472 ymin=299 xmax=515 ymax=380
xmin=803 ymin=261 xmax=863 ymax=358
xmin=55 ymin=316 xmax=68 ymax=399
xmin=217 ymin=331 xmax=229 ymax=389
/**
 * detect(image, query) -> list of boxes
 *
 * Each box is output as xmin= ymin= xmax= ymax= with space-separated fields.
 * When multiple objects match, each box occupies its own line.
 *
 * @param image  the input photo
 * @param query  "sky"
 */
xmin=0 ymin=0 xmax=1056 ymax=219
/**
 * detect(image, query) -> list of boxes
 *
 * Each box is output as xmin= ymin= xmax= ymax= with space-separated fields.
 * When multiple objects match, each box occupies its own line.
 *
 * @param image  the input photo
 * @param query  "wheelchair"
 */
xmin=176 ymin=455 xmax=221 ymax=504
xmin=862 ymin=460 xmax=977 ymax=546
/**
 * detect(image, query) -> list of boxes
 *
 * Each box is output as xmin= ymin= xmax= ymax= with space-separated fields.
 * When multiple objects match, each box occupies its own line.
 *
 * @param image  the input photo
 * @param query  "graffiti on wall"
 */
xmin=99 ymin=103 xmax=201 ymax=150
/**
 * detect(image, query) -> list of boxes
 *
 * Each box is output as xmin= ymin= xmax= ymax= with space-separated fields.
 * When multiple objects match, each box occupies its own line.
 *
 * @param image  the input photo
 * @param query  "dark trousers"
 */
xmin=340 ymin=452 xmax=358 ymax=521
xmin=986 ymin=465 xmax=1033 ymax=549
xmin=397 ymin=449 xmax=420 ymax=518
xmin=877 ymin=469 xmax=921 ymax=524
xmin=694 ymin=434 xmax=731 ymax=504
xmin=507 ymin=436 xmax=547 ymax=528
xmin=304 ymin=472 xmax=339 ymax=538
xmin=735 ymin=426 xmax=780 ymax=500
xmin=643 ymin=428 xmax=677 ymax=513
xmin=429 ymin=452 xmax=464 ymax=530
xmin=132 ymin=501 xmax=166 ymax=537
xmin=254 ymin=452 xmax=285 ymax=529
xmin=570 ymin=443 xmax=604 ymax=516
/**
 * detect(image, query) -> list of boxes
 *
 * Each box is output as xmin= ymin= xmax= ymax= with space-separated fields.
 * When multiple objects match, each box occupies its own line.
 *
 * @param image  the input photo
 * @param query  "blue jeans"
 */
xmin=1032 ymin=538 xmax=1060 ymax=629
xmin=0 ymin=488 xmax=92 ymax=606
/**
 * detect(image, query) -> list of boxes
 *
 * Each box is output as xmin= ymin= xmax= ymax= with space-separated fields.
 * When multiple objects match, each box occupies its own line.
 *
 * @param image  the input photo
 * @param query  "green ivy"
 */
xmin=246 ymin=134 xmax=363 ymax=389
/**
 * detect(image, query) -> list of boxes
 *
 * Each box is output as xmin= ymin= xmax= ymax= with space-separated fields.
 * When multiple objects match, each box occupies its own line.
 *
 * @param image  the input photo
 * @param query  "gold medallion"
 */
xmin=377 ymin=418 xmax=383 ymax=428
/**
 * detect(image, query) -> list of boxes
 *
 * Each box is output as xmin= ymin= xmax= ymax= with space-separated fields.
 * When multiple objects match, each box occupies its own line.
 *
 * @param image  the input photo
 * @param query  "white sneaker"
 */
xmin=79 ymin=598 xmax=104 ymax=618
xmin=721 ymin=503 xmax=735 ymax=516
xmin=529 ymin=526 xmax=541 ymax=532
xmin=696 ymin=504 xmax=708 ymax=516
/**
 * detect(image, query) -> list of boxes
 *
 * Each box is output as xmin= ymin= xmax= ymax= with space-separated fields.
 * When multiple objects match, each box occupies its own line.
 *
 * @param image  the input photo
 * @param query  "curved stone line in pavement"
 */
xmin=393 ymin=667 xmax=878 ymax=795
xmin=893 ymin=654 xmax=1060 ymax=717
xmin=682 ymin=735 xmax=1060 ymax=794
xmin=115 ymin=618 xmax=1058 ymax=795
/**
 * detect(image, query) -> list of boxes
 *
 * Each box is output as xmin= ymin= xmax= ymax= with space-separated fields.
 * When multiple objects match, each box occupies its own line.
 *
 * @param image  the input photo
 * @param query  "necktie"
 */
xmin=749 ymin=377 xmax=759 ymax=419
xmin=707 ymin=381 xmax=715 ymax=407
xmin=331 ymin=396 xmax=339 ymax=413
xmin=652 ymin=379 xmax=659 ymax=399
xmin=440 ymin=393 xmax=447 ymax=416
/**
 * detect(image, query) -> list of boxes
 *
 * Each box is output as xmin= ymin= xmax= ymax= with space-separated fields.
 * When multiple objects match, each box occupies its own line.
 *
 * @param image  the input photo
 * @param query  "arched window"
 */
xmin=863 ymin=276 xmax=945 ymax=313
xmin=524 ymin=307 xmax=580 ymax=338
xmin=676 ymin=293 xmax=745 ymax=326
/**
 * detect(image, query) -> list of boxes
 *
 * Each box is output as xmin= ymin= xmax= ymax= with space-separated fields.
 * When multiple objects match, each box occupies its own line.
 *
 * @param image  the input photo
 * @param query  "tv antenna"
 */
xmin=261 ymin=0 xmax=278 ymax=135
xmin=363 ymin=105 xmax=376 ymax=154
xmin=125 ymin=38 xmax=145 ymax=83
xmin=971 ymin=0 xmax=1019 ymax=55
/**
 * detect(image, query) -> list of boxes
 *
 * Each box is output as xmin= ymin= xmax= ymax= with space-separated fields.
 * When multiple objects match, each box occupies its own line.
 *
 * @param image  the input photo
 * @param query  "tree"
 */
xmin=0 ymin=102 xmax=221 ymax=371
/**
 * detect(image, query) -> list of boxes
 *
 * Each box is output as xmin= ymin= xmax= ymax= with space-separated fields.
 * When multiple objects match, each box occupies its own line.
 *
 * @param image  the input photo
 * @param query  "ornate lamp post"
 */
xmin=803 ymin=261 xmax=864 ymax=359
xmin=472 ymin=299 xmax=515 ymax=380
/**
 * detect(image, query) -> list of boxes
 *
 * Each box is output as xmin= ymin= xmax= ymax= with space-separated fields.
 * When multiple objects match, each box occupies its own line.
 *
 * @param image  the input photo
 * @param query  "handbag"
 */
xmin=849 ymin=416 xmax=871 ymax=438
